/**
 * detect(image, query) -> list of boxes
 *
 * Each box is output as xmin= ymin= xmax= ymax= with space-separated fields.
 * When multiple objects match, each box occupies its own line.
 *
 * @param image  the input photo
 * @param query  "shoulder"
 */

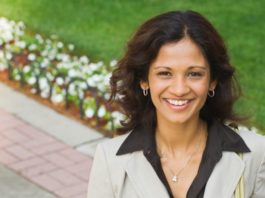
xmin=237 ymin=126 xmax=265 ymax=170
xmin=238 ymin=127 xmax=265 ymax=196
xmin=237 ymin=126 xmax=265 ymax=153
xmin=98 ymin=133 xmax=130 ymax=154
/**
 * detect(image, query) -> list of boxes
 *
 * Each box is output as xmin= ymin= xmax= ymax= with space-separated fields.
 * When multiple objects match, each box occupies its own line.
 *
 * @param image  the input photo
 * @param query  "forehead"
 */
xmin=150 ymin=38 xmax=209 ymax=69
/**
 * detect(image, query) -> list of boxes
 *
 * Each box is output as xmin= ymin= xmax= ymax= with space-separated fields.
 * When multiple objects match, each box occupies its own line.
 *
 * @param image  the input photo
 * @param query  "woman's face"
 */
xmin=141 ymin=37 xmax=216 ymax=125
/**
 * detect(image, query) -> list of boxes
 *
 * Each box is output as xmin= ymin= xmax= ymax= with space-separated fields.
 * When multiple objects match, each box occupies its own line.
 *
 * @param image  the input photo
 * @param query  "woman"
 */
xmin=87 ymin=10 xmax=265 ymax=198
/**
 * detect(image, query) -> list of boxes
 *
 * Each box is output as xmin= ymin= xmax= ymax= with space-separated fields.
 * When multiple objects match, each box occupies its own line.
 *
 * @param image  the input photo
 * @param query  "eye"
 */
xmin=157 ymin=71 xmax=172 ymax=77
xmin=187 ymin=71 xmax=203 ymax=78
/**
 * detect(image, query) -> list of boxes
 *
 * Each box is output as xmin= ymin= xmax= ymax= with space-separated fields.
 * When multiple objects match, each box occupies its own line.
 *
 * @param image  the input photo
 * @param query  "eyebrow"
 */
xmin=153 ymin=65 xmax=207 ymax=70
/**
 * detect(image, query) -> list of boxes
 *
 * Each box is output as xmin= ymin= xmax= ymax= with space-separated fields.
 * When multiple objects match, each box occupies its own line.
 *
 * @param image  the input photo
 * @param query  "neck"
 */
xmin=155 ymin=119 xmax=206 ymax=156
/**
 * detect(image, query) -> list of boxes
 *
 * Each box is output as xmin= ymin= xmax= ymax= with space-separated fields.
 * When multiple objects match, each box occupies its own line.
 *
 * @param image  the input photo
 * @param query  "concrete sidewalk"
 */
xmin=0 ymin=82 xmax=108 ymax=198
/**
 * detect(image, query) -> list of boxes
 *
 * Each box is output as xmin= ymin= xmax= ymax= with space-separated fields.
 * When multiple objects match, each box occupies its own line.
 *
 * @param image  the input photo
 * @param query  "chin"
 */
xmin=164 ymin=112 xmax=200 ymax=125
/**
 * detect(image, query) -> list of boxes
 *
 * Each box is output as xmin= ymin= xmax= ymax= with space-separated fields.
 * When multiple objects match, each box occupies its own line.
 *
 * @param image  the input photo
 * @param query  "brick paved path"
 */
xmin=0 ymin=109 xmax=93 ymax=198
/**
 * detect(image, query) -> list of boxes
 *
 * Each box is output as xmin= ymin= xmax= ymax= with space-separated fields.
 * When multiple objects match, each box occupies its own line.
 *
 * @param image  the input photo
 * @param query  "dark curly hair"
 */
xmin=110 ymin=10 xmax=242 ymax=134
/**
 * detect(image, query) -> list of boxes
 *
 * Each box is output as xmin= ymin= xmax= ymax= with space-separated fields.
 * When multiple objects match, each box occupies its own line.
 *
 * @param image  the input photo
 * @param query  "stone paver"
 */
xmin=0 ymin=164 xmax=56 ymax=198
xmin=0 ymin=83 xmax=103 ymax=147
xmin=0 ymin=109 xmax=93 ymax=198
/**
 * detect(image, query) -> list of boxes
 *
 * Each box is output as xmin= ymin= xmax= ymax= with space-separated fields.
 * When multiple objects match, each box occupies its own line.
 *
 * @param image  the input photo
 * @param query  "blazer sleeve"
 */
xmin=87 ymin=144 xmax=114 ymax=198
xmin=252 ymin=145 xmax=265 ymax=197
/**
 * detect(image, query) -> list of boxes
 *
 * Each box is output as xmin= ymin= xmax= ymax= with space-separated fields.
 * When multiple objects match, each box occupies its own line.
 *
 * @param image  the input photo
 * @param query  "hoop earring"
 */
xmin=208 ymin=90 xmax=215 ymax=98
xmin=143 ymin=89 xmax=148 ymax=96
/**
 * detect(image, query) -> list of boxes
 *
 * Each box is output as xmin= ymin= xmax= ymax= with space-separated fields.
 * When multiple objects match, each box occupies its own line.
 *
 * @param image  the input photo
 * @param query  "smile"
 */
xmin=166 ymin=99 xmax=189 ymax=106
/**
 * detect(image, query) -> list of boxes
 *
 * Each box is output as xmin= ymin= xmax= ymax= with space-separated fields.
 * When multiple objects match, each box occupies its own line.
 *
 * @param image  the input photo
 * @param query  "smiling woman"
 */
xmin=140 ymin=38 xmax=216 ymax=125
xmin=87 ymin=10 xmax=265 ymax=198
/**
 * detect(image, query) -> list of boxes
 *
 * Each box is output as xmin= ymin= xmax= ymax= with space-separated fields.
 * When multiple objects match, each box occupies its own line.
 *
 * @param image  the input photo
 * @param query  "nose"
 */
xmin=169 ymin=76 xmax=190 ymax=96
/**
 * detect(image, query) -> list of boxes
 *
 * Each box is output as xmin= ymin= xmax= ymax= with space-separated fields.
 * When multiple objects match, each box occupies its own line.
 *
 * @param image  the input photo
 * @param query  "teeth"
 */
xmin=167 ymin=99 xmax=188 ymax=106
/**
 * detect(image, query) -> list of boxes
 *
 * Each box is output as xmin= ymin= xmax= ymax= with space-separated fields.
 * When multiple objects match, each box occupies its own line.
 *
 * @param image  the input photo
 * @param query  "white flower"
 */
xmin=51 ymin=94 xmax=64 ymax=103
xmin=85 ymin=108 xmax=94 ymax=118
xmin=97 ymin=105 xmax=106 ymax=118
xmin=57 ymin=62 xmax=72 ymax=70
xmin=5 ymin=44 xmax=11 ymax=50
xmin=17 ymin=21 xmax=25 ymax=29
xmin=87 ymin=78 xmax=96 ymax=87
xmin=40 ymin=89 xmax=50 ymax=98
xmin=2 ymin=32 xmax=13 ymax=42
xmin=98 ymin=84 xmax=106 ymax=92
xmin=23 ymin=65 xmax=31 ymax=73
xmin=28 ymin=53 xmax=36 ymax=61
xmin=16 ymin=40 xmax=26 ymax=49
xmin=68 ymin=69 xmax=77 ymax=77
xmin=28 ymin=76 xmax=36 ymax=85
xmin=57 ymin=42 xmax=64 ymax=48
xmin=41 ymin=50 xmax=48 ymax=57
xmin=97 ymin=61 xmax=104 ymax=67
xmin=61 ymin=54 xmax=70 ymax=62
xmin=80 ymin=82 xmax=87 ymax=89
xmin=56 ymin=77 xmax=64 ymax=86
xmin=45 ymin=39 xmax=52 ymax=45
xmin=14 ymin=26 xmax=24 ymax=36
xmin=35 ymin=34 xmax=44 ymax=44
xmin=110 ymin=59 xmax=118 ymax=67
xmin=88 ymin=63 xmax=99 ymax=72
xmin=91 ymin=74 xmax=103 ymax=82
xmin=5 ymin=52 xmax=12 ymax=60
xmin=104 ymin=73 xmax=111 ymax=85
xmin=33 ymin=68 xmax=40 ymax=75
xmin=40 ymin=58 xmax=50 ymax=68
xmin=79 ymin=56 xmax=89 ymax=64
xmin=68 ymin=44 xmax=74 ymax=51
xmin=48 ymin=49 xmax=57 ymax=60
xmin=39 ymin=78 xmax=50 ymax=90
xmin=29 ymin=44 xmax=37 ymax=51
xmin=103 ymin=93 xmax=111 ymax=100
xmin=14 ymin=75 xmax=21 ymax=81
xmin=82 ymin=65 xmax=92 ymax=75
xmin=46 ymin=72 xmax=54 ymax=81
xmin=112 ymin=111 xmax=125 ymax=126
xmin=68 ymin=83 xmax=77 ymax=95
xmin=78 ymin=89 xmax=84 ymax=98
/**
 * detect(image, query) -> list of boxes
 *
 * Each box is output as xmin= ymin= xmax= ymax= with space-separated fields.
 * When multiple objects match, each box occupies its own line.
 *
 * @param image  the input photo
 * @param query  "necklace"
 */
xmin=157 ymin=124 xmax=205 ymax=183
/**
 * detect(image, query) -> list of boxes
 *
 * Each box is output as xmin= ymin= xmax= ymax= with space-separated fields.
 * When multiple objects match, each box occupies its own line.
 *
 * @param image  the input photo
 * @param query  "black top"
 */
xmin=116 ymin=120 xmax=250 ymax=198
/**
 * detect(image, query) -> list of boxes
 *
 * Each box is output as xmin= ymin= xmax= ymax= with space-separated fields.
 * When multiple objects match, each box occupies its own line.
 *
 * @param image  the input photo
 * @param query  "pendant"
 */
xmin=172 ymin=175 xmax=178 ymax=183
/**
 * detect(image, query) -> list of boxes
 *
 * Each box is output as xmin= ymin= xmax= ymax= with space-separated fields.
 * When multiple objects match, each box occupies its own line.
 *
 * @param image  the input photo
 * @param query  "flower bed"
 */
xmin=0 ymin=17 xmax=124 ymax=136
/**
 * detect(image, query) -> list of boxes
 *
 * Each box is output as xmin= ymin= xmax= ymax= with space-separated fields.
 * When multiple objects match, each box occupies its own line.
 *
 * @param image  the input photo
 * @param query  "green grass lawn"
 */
xmin=0 ymin=0 xmax=264 ymax=133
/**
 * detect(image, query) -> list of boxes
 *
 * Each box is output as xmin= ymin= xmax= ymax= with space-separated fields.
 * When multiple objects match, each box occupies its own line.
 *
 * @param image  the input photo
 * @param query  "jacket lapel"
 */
xmin=204 ymin=152 xmax=245 ymax=198
xmin=125 ymin=151 xmax=170 ymax=198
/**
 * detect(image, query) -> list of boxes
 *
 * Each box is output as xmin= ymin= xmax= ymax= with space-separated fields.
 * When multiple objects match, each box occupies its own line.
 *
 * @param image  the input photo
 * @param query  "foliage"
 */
xmin=0 ymin=17 xmax=124 ymax=133
xmin=0 ymin=0 xmax=264 ymax=133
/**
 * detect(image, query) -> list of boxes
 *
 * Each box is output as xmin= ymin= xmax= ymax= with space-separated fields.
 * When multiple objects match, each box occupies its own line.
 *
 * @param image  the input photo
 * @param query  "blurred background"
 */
xmin=0 ymin=1 xmax=264 ymax=197
xmin=0 ymin=0 xmax=264 ymax=131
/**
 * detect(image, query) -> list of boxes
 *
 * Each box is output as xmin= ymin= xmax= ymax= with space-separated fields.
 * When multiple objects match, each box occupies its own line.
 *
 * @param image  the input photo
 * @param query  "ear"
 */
xmin=140 ymin=80 xmax=149 ymax=90
xmin=209 ymin=80 xmax=217 ymax=91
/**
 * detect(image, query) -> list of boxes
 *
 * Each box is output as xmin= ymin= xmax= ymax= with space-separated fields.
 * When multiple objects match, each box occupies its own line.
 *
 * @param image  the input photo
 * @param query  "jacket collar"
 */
xmin=117 ymin=119 xmax=250 ymax=156
xmin=125 ymin=151 xmax=170 ymax=198
xmin=116 ymin=120 xmax=250 ymax=198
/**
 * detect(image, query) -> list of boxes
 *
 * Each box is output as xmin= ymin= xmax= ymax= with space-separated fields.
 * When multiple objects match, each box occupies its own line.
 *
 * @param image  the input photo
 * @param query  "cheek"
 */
xmin=149 ymin=84 xmax=164 ymax=101
xmin=148 ymin=76 xmax=166 ymax=93
xmin=192 ymin=81 xmax=210 ymax=96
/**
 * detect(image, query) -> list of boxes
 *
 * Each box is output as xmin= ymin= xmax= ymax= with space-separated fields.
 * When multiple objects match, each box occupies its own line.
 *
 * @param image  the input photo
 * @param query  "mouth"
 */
xmin=164 ymin=98 xmax=191 ymax=110
xmin=166 ymin=99 xmax=189 ymax=106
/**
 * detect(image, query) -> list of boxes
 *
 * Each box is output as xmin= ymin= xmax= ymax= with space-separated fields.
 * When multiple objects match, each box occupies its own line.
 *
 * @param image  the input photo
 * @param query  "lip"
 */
xmin=163 ymin=98 xmax=192 ymax=111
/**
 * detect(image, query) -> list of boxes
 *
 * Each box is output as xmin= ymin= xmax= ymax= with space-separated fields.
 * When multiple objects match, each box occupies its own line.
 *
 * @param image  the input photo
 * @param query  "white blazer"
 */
xmin=87 ymin=127 xmax=265 ymax=198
